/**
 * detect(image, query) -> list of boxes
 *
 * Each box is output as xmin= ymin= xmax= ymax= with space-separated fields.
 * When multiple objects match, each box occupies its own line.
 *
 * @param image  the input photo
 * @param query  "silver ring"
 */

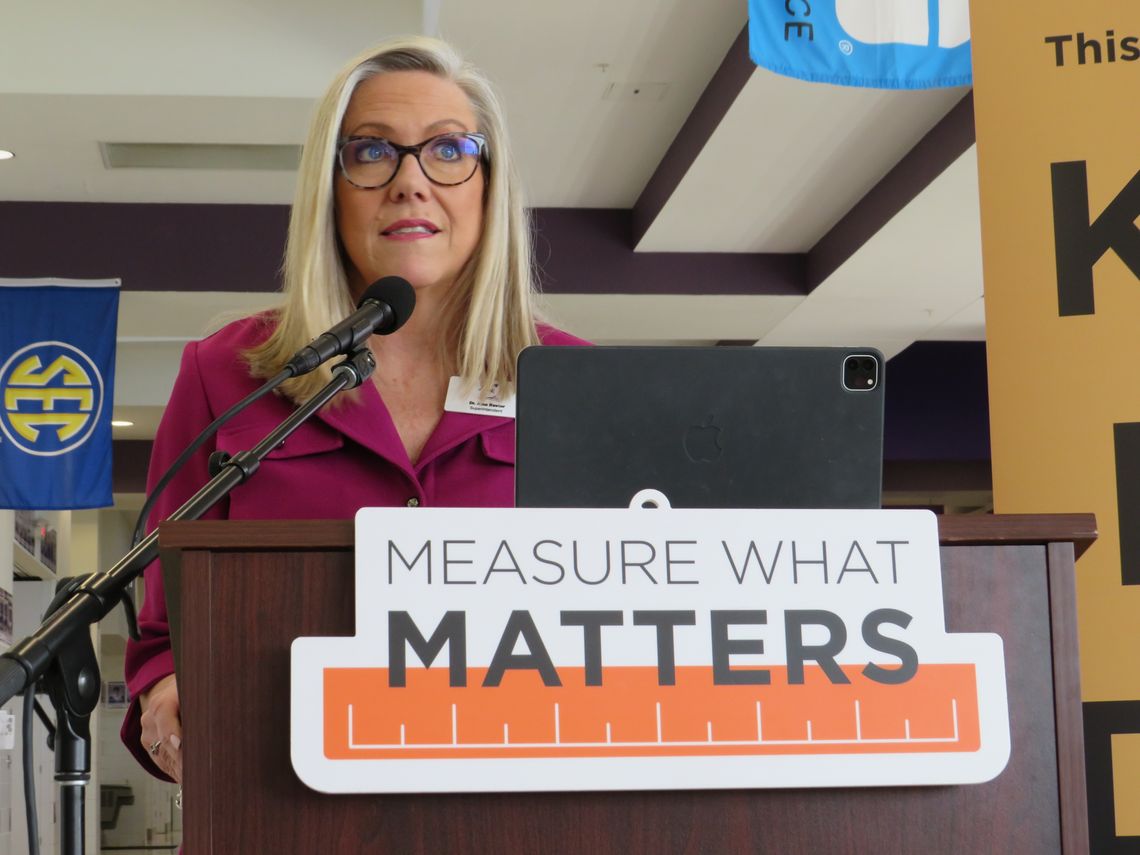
xmin=149 ymin=738 xmax=163 ymax=756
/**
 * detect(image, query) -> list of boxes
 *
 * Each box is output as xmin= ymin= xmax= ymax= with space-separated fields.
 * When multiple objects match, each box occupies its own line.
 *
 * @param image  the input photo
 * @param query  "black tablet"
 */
xmin=515 ymin=345 xmax=884 ymax=510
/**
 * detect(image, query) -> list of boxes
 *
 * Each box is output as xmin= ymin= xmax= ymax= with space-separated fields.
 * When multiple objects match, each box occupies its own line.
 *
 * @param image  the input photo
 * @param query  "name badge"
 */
xmin=444 ymin=376 xmax=516 ymax=418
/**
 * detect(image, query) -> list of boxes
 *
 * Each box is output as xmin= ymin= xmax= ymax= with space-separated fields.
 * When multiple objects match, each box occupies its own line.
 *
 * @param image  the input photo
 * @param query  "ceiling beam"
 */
xmin=0 ymin=201 xmax=290 ymax=292
xmin=805 ymin=92 xmax=975 ymax=289
xmin=0 ymin=202 xmax=804 ymax=296
xmin=534 ymin=209 xmax=803 ymax=295
xmin=630 ymin=25 xmax=753 ymax=248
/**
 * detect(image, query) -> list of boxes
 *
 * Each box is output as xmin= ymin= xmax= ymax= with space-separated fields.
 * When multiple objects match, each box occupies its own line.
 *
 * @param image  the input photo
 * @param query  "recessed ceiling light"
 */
xmin=111 ymin=420 xmax=135 ymax=428
xmin=0 ymin=150 xmax=14 ymax=161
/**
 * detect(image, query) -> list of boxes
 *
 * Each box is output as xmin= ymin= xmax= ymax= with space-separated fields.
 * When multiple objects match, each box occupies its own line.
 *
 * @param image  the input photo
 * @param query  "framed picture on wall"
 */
xmin=104 ymin=681 xmax=129 ymax=708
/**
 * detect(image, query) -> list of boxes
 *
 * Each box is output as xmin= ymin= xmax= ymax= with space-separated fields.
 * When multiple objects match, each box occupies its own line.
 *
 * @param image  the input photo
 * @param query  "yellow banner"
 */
xmin=971 ymin=0 xmax=1140 ymax=841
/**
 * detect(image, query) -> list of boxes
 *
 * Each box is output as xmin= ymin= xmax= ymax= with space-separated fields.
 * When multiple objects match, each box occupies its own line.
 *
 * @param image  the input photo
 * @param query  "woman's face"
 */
xmin=335 ymin=70 xmax=485 ymax=302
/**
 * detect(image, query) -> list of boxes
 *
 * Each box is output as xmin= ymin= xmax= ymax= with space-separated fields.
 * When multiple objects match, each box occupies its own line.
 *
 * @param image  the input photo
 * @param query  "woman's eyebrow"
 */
xmin=345 ymin=118 xmax=471 ymax=137
xmin=425 ymin=118 xmax=470 ymax=133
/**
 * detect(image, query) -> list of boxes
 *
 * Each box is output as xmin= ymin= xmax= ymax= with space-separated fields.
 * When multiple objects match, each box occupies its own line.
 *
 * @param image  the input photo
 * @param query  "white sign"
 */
xmin=291 ymin=507 xmax=1009 ymax=793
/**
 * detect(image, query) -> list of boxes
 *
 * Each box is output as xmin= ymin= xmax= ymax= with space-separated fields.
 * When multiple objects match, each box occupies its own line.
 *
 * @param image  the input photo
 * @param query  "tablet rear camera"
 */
xmin=843 ymin=354 xmax=879 ymax=392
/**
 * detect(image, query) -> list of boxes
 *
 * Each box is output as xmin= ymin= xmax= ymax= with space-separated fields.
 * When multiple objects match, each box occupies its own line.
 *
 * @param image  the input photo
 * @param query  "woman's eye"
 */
xmin=356 ymin=141 xmax=392 ymax=163
xmin=433 ymin=141 xmax=461 ymax=161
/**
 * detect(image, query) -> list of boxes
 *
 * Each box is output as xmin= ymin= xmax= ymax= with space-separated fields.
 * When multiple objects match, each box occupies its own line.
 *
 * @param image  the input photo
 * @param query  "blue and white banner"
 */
xmin=748 ymin=0 xmax=972 ymax=90
xmin=0 ymin=279 xmax=120 ymax=509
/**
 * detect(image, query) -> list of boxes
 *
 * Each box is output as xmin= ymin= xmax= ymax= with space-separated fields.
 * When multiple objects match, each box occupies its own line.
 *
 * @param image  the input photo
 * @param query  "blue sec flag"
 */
xmin=0 ymin=279 xmax=121 ymax=510
xmin=748 ymin=0 xmax=972 ymax=90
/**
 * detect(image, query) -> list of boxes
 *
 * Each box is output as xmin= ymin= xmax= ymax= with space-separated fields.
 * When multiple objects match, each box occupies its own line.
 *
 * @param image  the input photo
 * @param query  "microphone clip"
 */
xmin=331 ymin=347 xmax=377 ymax=389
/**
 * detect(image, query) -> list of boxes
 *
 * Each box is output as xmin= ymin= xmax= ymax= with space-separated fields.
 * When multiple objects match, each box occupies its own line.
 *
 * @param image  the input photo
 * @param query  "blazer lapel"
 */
xmin=314 ymin=382 xmax=512 ymax=475
xmin=314 ymin=381 xmax=415 ymax=477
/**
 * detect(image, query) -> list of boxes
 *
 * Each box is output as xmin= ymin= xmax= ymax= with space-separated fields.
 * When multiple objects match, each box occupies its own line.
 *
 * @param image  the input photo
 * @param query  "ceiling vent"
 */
xmin=100 ymin=142 xmax=302 ymax=171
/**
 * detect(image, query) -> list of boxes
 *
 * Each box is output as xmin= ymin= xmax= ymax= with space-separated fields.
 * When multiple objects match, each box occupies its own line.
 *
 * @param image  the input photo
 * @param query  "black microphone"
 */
xmin=285 ymin=276 xmax=416 ymax=376
xmin=129 ymin=276 xmax=414 ymax=547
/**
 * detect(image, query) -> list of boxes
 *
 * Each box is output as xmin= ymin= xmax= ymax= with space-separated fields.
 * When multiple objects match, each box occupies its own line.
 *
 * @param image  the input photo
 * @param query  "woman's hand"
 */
xmin=139 ymin=673 xmax=183 ymax=783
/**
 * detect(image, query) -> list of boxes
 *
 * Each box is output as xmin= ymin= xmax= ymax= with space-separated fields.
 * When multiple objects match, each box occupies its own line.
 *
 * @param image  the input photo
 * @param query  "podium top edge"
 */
xmin=157 ymin=513 xmax=1097 ymax=558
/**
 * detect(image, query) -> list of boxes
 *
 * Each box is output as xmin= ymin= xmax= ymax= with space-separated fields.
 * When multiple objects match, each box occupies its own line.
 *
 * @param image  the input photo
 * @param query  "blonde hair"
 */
xmin=246 ymin=35 xmax=540 ymax=403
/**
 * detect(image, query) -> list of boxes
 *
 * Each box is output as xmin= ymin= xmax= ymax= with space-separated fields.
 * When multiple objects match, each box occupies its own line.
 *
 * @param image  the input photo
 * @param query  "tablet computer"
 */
xmin=516 ymin=345 xmax=884 ymax=509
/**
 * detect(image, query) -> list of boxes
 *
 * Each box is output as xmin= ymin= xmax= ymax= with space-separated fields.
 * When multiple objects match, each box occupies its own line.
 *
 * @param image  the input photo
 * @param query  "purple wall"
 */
xmin=884 ymin=341 xmax=991 ymax=462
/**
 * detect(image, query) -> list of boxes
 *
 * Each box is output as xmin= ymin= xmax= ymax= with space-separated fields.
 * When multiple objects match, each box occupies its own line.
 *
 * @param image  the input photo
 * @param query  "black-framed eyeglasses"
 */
xmin=336 ymin=132 xmax=488 ymax=189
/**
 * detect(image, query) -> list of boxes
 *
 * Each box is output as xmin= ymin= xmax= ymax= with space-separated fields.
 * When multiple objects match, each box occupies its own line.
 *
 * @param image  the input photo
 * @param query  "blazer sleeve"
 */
xmin=120 ymin=338 xmax=230 ymax=779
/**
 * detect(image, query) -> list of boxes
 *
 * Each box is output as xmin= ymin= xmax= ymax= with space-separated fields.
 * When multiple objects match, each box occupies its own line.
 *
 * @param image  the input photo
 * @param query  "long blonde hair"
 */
xmin=246 ymin=35 xmax=540 ymax=403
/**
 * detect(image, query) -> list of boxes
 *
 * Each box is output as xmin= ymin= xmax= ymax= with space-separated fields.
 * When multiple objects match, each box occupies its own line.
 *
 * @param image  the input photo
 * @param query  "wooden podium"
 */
xmin=160 ymin=514 xmax=1095 ymax=854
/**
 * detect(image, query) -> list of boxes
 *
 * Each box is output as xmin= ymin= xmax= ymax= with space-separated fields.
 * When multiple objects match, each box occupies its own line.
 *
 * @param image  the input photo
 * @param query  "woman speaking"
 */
xmin=123 ymin=35 xmax=585 ymax=782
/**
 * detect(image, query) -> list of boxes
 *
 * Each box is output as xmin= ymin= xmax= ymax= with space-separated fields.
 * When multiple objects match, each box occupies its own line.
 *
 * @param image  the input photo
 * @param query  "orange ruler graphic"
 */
xmin=325 ymin=663 xmax=980 ymax=760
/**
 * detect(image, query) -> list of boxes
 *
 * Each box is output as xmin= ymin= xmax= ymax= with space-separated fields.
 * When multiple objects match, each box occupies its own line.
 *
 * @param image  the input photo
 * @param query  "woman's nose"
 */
xmin=386 ymin=151 xmax=431 ymax=200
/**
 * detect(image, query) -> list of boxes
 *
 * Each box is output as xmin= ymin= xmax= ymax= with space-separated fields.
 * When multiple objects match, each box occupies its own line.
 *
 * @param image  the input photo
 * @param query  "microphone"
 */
xmin=130 ymin=276 xmax=414 ymax=548
xmin=285 ymin=276 xmax=415 ymax=376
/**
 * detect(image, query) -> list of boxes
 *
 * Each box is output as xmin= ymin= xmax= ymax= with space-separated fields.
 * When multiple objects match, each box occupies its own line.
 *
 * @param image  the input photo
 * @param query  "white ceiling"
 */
xmin=637 ymin=72 xmax=968 ymax=252
xmin=0 ymin=1 xmax=986 ymax=439
xmin=760 ymin=146 xmax=985 ymax=354
xmin=1 ymin=1 xmax=423 ymax=98
xmin=438 ymin=0 xmax=745 ymax=208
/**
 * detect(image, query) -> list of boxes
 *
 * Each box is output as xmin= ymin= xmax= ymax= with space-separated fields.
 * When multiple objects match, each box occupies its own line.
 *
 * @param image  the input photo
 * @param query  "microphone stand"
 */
xmin=0 ymin=347 xmax=376 ymax=855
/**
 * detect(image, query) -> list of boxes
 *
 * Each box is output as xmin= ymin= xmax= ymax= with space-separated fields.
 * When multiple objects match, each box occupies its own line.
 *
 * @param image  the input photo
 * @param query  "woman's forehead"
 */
xmin=342 ymin=70 xmax=477 ymax=138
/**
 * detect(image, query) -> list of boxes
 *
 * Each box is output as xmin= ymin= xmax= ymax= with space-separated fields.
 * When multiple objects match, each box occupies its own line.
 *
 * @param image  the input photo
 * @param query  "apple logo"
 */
xmin=684 ymin=416 xmax=723 ymax=462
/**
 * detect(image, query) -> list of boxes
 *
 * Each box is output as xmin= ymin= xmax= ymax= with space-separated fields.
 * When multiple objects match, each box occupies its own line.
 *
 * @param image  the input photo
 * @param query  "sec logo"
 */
xmin=0 ymin=340 xmax=105 ymax=457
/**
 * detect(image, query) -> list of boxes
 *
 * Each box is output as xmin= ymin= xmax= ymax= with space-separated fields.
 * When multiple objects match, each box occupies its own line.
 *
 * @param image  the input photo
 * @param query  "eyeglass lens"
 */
xmin=340 ymin=134 xmax=483 ymax=187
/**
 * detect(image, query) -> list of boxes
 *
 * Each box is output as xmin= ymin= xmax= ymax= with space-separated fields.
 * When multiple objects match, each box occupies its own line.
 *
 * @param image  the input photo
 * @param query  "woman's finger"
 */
xmin=139 ymin=675 xmax=184 ymax=780
xmin=158 ymin=736 xmax=184 ymax=783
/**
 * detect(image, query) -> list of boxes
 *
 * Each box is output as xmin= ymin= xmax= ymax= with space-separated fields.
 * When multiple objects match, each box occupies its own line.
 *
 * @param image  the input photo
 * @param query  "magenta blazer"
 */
xmin=121 ymin=315 xmax=587 ymax=776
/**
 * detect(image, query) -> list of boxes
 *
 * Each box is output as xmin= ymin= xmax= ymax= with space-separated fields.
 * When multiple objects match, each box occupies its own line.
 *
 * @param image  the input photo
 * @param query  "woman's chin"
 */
xmin=355 ymin=261 xmax=455 ymax=297
xmin=399 ymin=272 xmax=454 ymax=296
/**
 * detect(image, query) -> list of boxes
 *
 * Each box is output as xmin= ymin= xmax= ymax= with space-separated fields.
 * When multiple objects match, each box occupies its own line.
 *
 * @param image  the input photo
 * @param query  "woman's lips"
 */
xmin=382 ymin=229 xmax=436 ymax=241
xmin=382 ymin=220 xmax=440 ymax=240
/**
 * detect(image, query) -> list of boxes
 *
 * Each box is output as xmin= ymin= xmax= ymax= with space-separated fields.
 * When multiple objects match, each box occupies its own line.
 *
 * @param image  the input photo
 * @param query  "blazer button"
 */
xmin=406 ymin=497 xmax=421 ymax=507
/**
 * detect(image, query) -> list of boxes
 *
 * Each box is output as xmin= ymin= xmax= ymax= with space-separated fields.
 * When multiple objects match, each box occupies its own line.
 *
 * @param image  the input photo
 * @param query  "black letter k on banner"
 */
xmin=1051 ymin=161 xmax=1140 ymax=316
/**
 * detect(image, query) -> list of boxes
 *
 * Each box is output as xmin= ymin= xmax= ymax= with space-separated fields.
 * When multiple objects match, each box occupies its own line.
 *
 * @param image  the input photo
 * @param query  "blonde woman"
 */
xmin=123 ymin=36 xmax=586 ymax=782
